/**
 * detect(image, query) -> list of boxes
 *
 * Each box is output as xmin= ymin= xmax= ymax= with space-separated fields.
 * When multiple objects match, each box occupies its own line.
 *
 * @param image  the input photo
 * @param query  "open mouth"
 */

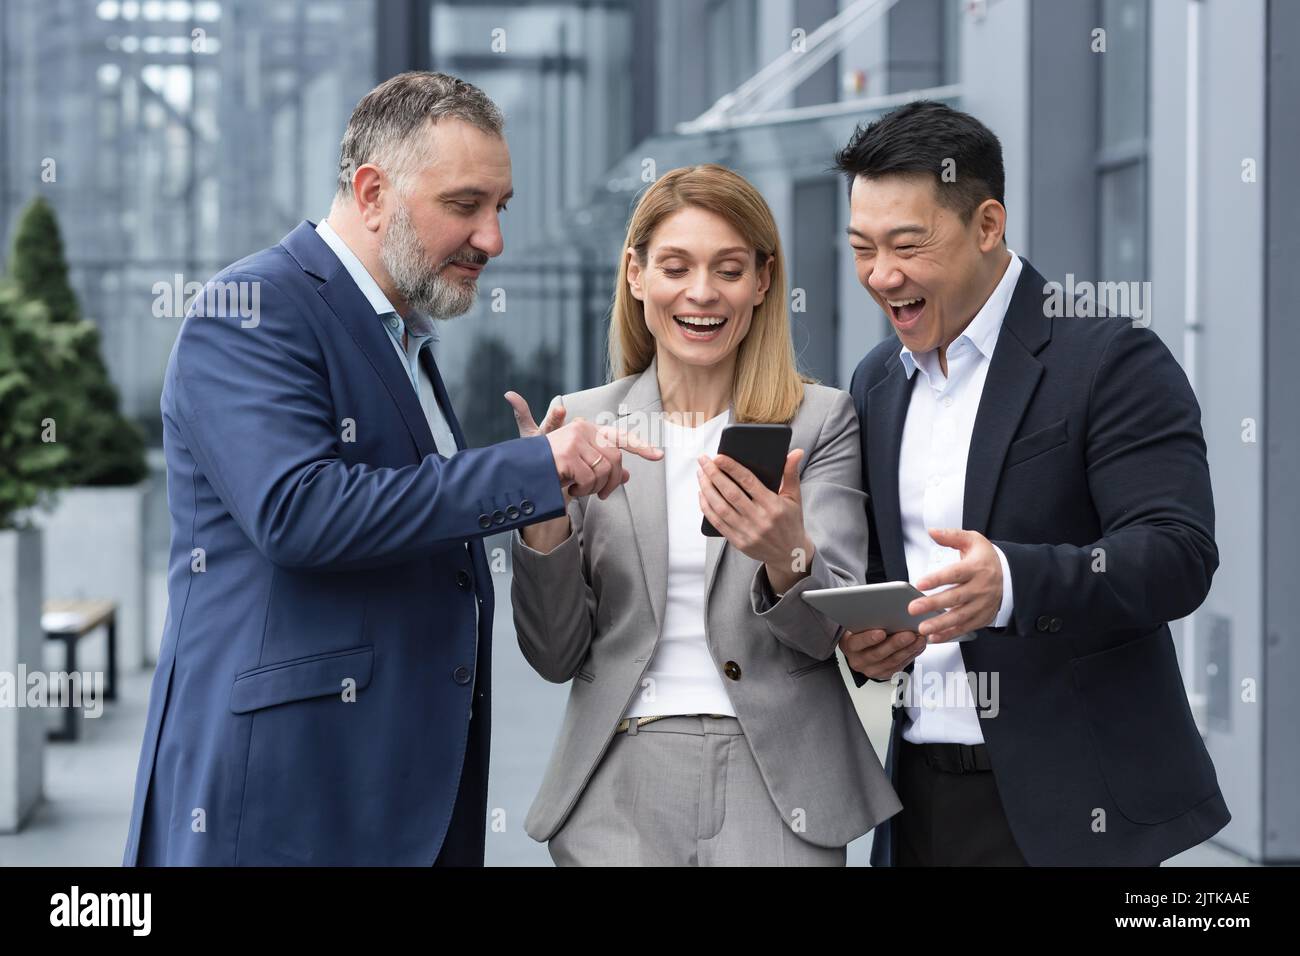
xmin=885 ymin=296 xmax=926 ymax=330
xmin=673 ymin=313 xmax=728 ymax=341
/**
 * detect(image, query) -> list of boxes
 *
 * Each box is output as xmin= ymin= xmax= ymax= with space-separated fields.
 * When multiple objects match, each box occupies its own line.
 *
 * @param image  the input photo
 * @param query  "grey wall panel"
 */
xmin=1263 ymin=0 xmax=1300 ymax=863
xmin=1198 ymin=0 xmax=1267 ymax=861
xmin=1026 ymin=0 xmax=1098 ymax=285
xmin=1148 ymin=0 xmax=1189 ymax=361
xmin=790 ymin=176 xmax=840 ymax=383
xmin=959 ymin=0 xmax=1030 ymax=257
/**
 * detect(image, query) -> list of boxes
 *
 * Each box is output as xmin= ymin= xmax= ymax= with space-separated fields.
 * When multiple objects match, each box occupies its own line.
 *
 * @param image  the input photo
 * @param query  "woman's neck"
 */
xmin=655 ymin=348 xmax=735 ymax=422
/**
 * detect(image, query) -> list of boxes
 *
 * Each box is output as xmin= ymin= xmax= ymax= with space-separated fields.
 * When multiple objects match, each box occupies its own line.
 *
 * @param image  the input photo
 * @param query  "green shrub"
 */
xmin=0 ymin=281 xmax=71 ymax=528
xmin=7 ymin=197 xmax=147 ymax=486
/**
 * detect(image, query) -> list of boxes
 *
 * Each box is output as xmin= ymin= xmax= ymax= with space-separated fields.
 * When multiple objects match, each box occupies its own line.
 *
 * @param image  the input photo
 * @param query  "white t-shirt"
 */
xmin=623 ymin=408 xmax=737 ymax=719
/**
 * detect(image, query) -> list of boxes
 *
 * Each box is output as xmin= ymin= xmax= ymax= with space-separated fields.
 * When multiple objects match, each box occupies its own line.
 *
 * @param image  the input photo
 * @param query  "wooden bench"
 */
xmin=41 ymin=598 xmax=118 ymax=741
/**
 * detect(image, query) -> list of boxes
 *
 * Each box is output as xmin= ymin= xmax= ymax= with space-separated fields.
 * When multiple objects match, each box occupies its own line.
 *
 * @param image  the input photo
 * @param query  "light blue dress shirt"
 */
xmin=315 ymin=219 xmax=460 ymax=459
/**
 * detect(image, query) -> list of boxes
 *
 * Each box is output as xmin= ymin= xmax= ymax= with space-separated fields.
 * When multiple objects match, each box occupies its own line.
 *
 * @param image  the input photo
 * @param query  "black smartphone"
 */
xmin=700 ymin=423 xmax=793 ymax=537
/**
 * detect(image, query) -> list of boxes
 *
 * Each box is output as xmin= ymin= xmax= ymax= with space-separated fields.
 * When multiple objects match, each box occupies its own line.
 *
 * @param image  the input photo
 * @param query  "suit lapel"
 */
xmin=962 ymin=258 xmax=1052 ymax=533
xmin=866 ymin=356 xmax=914 ymax=580
xmin=617 ymin=358 xmax=736 ymax=622
xmin=321 ymin=276 xmax=437 ymax=461
xmin=420 ymin=347 xmax=468 ymax=451
xmin=282 ymin=221 xmax=437 ymax=461
xmin=617 ymin=361 xmax=670 ymax=632
xmin=704 ymin=534 xmax=726 ymax=599
xmin=418 ymin=346 xmax=493 ymax=599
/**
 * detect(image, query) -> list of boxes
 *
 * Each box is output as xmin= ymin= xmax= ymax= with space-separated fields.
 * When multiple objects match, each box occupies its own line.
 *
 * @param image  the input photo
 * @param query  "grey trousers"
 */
xmin=548 ymin=715 xmax=847 ymax=867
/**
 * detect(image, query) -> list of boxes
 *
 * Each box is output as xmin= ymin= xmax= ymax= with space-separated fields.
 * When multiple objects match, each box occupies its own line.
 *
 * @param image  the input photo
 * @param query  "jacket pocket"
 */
xmin=789 ymin=655 xmax=839 ymax=678
xmin=1005 ymin=418 xmax=1069 ymax=468
xmin=230 ymin=646 xmax=374 ymax=714
xmin=1070 ymin=629 xmax=1218 ymax=824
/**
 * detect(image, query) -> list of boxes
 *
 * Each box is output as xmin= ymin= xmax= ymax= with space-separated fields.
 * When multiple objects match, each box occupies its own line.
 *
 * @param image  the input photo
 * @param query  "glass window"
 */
xmin=0 ymin=0 xmax=377 ymax=429
xmin=1099 ymin=161 xmax=1146 ymax=282
xmin=1096 ymin=0 xmax=1149 ymax=284
xmin=1099 ymin=0 xmax=1148 ymax=152
xmin=424 ymin=1 xmax=634 ymax=442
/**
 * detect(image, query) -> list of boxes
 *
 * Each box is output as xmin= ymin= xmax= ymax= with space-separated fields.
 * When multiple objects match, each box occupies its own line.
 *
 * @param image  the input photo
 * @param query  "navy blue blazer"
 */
xmin=850 ymin=256 xmax=1230 ymax=866
xmin=123 ymin=221 xmax=565 ymax=865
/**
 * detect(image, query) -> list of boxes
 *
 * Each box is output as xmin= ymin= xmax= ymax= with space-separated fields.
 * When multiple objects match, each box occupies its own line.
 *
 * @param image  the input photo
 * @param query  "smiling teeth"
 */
xmin=887 ymin=297 xmax=924 ymax=307
xmin=677 ymin=315 xmax=725 ymax=326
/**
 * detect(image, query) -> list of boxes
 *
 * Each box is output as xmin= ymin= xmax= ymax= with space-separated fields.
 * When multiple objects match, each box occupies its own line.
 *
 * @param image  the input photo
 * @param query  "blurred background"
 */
xmin=0 ymin=0 xmax=1294 ymax=866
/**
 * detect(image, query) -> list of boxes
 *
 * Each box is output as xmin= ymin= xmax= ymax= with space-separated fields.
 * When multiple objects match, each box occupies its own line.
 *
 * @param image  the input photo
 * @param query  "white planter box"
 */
xmin=0 ymin=527 xmax=45 ymax=832
xmin=35 ymin=483 xmax=147 ymax=674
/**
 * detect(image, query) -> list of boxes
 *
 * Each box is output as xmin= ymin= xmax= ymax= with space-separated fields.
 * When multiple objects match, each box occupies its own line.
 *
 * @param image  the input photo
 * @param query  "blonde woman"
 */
xmin=506 ymin=164 xmax=900 ymax=866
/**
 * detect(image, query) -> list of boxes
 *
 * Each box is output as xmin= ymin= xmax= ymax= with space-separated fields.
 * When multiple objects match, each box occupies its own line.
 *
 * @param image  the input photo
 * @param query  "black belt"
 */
xmin=903 ymin=740 xmax=993 ymax=774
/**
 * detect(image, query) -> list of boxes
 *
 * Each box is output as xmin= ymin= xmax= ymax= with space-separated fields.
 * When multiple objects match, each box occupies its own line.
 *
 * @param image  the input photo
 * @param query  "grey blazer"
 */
xmin=511 ymin=359 xmax=902 ymax=848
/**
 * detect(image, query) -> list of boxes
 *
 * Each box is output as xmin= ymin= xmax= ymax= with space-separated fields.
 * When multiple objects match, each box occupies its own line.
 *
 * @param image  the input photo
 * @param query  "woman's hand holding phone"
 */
xmin=697 ymin=449 xmax=815 ymax=593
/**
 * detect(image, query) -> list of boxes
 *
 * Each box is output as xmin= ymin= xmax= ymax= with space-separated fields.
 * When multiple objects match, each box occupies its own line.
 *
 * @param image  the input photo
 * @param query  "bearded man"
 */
xmin=123 ymin=72 xmax=659 ymax=866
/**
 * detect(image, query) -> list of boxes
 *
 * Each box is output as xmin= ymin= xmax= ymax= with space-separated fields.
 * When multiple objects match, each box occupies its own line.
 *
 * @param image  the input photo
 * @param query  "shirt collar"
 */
xmin=315 ymin=218 xmax=438 ymax=342
xmin=898 ymin=250 xmax=1022 ymax=380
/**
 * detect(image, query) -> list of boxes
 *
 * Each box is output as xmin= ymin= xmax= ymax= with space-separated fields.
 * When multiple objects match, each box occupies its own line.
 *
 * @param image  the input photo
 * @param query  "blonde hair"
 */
xmin=609 ymin=164 xmax=809 ymax=424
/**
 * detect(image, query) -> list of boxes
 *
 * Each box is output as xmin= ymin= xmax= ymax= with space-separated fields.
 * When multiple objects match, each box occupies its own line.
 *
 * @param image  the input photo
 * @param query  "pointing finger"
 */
xmin=503 ymin=391 xmax=537 ymax=434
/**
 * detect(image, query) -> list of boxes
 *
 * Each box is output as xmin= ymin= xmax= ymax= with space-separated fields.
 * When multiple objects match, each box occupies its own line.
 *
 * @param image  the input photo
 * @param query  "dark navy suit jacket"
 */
xmin=850 ymin=256 xmax=1230 ymax=866
xmin=123 ymin=221 xmax=565 ymax=865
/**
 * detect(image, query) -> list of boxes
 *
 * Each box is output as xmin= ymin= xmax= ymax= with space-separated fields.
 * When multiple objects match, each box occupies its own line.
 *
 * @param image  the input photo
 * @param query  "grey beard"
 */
xmin=379 ymin=200 xmax=478 ymax=319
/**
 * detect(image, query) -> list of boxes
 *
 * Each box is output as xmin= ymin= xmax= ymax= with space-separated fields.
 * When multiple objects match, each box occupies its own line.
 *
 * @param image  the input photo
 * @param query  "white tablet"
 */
xmin=801 ymin=581 xmax=974 ymax=641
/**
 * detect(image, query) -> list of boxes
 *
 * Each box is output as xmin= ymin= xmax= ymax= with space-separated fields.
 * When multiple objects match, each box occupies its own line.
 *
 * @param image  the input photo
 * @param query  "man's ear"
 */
xmin=625 ymin=247 xmax=646 ymax=302
xmin=353 ymin=164 xmax=388 ymax=232
xmin=753 ymin=254 xmax=773 ymax=306
xmin=975 ymin=198 xmax=1006 ymax=253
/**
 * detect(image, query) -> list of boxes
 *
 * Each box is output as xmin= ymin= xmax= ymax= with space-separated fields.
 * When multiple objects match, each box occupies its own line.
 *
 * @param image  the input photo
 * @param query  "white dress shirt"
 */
xmin=623 ymin=408 xmax=738 ymax=720
xmin=897 ymin=252 xmax=1021 ymax=745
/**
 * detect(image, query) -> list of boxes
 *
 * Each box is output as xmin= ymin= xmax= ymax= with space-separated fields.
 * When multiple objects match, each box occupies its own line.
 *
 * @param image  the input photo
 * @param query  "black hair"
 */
xmin=832 ymin=100 xmax=1005 ymax=222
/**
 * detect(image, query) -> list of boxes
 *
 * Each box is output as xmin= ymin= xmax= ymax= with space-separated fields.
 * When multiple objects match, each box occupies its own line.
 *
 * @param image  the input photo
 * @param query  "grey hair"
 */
xmin=335 ymin=71 xmax=504 ymax=200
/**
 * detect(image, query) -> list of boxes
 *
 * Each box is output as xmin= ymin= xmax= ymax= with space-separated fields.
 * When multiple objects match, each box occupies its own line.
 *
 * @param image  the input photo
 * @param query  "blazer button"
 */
xmin=456 ymin=570 xmax=471 ymax=590
xmin=477 ymin=513 xmax=491 ymax=529
xmin=492 ymin=509 xmax=506 ymax=525
xmin=453 ymin=666 xmax=472 ymax=685
xmin=723 ymin=660 xmax=742 ymax=681
xmin=506 ymin=505 xmax=521 ymax=520
xmin=1035 ymin=615 xmax=1051 ymax=633
xmin=520 ymin=499 xmax=535 ymax=516
xmin=1049 ymin=617 xmax=1063 ymax=633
